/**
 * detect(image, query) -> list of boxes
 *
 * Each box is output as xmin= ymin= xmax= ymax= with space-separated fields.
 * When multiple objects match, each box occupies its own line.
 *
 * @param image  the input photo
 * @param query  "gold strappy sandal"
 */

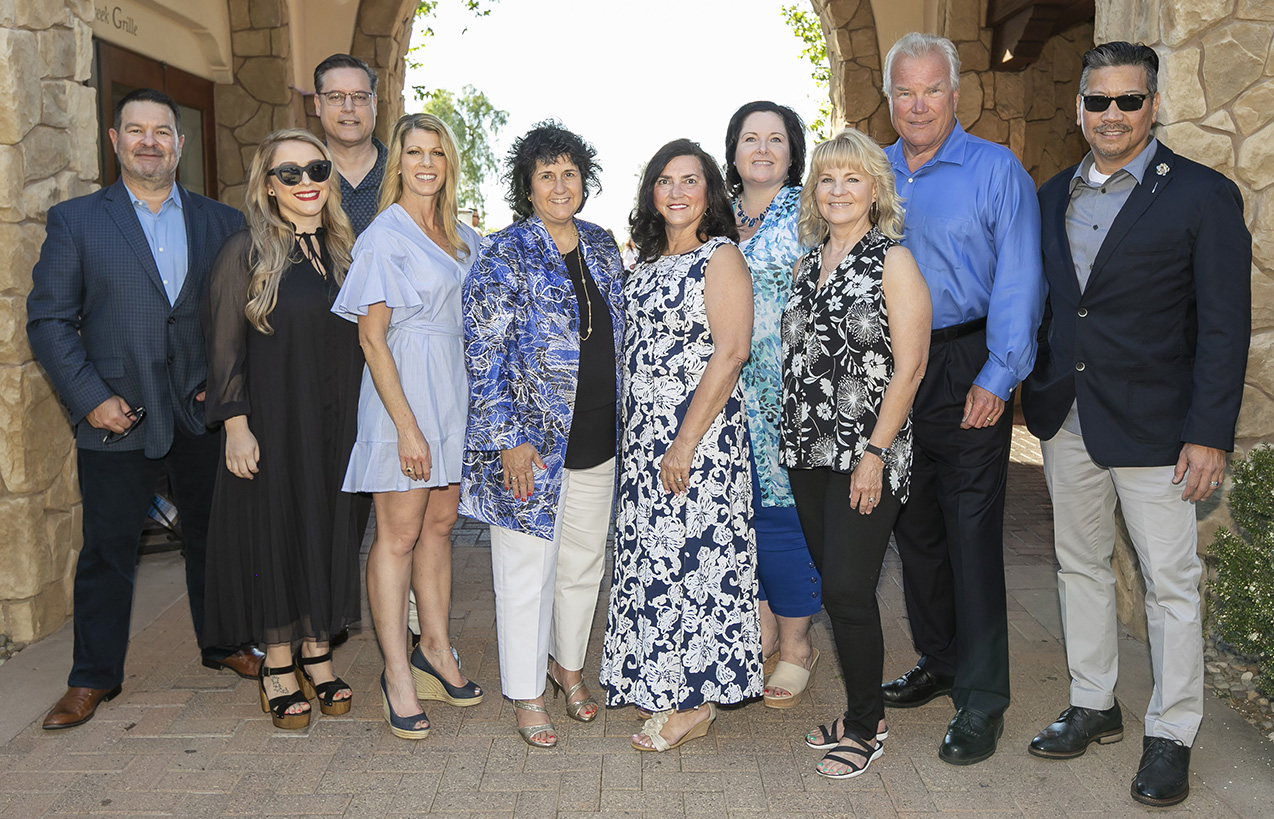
xmin=512 ymin=699 xmax=557 ymax=748
xmin=547 ymin=671 xmax=598 ymax=722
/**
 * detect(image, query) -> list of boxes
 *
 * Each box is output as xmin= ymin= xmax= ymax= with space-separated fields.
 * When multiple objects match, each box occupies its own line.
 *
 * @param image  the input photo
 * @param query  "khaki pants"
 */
xmin=1042 ymin=428 xmax=1203 ymax=745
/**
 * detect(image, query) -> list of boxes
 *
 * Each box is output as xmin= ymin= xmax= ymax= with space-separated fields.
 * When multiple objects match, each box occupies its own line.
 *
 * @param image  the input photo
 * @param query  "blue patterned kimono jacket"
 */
xmin=460 ymin=216 xmax=625 ymax=539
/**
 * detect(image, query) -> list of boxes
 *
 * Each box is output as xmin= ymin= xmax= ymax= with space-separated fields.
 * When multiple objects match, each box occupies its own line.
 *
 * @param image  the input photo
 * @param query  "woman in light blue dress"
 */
xmin=725 ymin=101 xmax=821 ymax=707
xmin=332 ymin=113 xmax=482 ymax=740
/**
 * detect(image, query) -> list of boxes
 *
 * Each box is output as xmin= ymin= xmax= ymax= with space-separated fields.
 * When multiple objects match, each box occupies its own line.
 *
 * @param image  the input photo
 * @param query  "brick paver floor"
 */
xmin=1 ymin=426 xmax=1271 ymax=817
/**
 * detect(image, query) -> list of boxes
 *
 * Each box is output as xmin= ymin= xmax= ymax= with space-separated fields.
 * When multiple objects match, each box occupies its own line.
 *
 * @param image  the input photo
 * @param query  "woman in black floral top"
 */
xmin=779 ymin=128 xmax=931 ymax=780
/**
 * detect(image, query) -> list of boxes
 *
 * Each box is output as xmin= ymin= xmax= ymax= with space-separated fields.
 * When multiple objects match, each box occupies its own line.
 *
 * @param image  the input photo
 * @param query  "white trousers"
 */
xmin=489 ymin=458 xmax=615 ymax=699
xmin=1041 ymin=428 xmax=1204 ymax=745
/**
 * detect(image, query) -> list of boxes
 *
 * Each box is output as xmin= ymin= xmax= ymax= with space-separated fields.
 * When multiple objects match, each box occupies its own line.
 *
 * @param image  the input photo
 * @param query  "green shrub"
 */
xmin=1209 ymin=444 xmax=1274 ymax=695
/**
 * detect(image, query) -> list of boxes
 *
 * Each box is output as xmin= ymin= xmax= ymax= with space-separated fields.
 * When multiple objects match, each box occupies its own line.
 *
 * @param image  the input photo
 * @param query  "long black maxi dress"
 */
xmin=202 ymin=229 xmax=369 ymax=647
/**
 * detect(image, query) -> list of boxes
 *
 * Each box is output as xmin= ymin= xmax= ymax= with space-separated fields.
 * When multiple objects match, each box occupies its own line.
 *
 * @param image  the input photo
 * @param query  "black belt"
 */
xmin=931 ymin=316 xmax=987 ymax=344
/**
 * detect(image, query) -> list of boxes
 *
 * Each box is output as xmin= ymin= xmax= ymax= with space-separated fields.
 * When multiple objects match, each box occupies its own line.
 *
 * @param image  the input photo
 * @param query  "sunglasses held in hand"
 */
xmin=267 ymin=160 xmax=333 ymax=186
xmin=102 ymin=406 xmax=146 ymax=444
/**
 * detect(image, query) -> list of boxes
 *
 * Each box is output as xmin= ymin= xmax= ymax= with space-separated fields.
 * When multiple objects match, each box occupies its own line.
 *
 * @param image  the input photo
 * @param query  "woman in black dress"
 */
xmin=203 ymin=128 xmax=367 ymax=730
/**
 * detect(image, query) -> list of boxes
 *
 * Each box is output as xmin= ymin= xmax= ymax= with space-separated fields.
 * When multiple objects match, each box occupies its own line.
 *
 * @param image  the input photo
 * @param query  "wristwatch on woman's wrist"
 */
xmin=863 ymin=442 xmax=888 ymax=461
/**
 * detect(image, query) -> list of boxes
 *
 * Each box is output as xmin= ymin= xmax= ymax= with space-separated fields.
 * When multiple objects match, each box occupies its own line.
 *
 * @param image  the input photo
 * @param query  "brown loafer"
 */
xmin=202 ymin=647 xmax=265 ymax=680
xmin=42 ymin=685 xmax=123 ymax=730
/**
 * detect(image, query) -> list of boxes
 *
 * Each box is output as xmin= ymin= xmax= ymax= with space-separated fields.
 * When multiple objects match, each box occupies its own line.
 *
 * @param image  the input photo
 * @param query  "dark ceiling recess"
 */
xmin=988 ymin=0 xmax=1096 ymax=71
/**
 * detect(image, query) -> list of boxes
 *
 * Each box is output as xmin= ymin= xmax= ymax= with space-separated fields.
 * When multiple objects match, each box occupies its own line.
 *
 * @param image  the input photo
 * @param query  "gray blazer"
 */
xmin=27 ymin=179 xmax=245 ymax=458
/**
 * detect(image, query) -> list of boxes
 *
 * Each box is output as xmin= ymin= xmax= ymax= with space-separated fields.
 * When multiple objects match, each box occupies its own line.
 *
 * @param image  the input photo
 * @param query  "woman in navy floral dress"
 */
xmin=600 ymin=139 xmax=762 ymax=753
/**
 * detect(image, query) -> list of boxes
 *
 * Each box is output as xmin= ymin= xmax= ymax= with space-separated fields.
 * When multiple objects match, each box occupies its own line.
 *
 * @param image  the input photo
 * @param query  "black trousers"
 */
xmin=893 ymin=328 xmax=1013 ymax=717
xmin=71 ymin=427 xmax=232 ymax=690
xmin=789 ymin=467 xmax=902 ymax=745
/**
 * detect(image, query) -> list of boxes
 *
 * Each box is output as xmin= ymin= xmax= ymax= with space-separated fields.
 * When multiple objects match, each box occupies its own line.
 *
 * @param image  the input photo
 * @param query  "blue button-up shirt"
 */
xmin=130 ymin=185 xmax=188 ymax=305
xmin=885 ymin=121 xmax=1045 ymax=399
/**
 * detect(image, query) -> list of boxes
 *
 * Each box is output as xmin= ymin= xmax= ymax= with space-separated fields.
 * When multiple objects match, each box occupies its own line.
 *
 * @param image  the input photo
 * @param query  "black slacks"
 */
xmin=71 ymin=426 xmax=231 ymax=690
xmin=789 ymin=467 xmax=902 ymax=745
xmin=893 ymin=328 xmax=1013 ymax=717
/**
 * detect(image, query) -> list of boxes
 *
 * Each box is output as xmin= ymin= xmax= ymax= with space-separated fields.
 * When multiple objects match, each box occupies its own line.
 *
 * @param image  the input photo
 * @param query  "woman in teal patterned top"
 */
xmin=725 ymin=101 xmax=821 ymax=707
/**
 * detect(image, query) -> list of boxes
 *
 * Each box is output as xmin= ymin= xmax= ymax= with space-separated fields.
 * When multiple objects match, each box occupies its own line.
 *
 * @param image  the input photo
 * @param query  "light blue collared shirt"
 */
xmin=885 ymin=121 xmax=1045 ymax=399
xmin=130 ymin=185 xmax=188 ymax=305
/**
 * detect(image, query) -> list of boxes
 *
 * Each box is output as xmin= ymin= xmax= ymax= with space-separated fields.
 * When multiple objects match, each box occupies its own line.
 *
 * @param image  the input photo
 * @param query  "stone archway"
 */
xmin=814 ymin=0 xmax=1092 ymax=184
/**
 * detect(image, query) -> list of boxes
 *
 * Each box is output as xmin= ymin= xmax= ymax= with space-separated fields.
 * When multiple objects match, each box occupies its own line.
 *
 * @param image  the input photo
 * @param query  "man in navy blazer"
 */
xmin=27 ymin=89 xmax=258 ymax=729
xmin=1021 ymin=43 xmax=1251 ymax=807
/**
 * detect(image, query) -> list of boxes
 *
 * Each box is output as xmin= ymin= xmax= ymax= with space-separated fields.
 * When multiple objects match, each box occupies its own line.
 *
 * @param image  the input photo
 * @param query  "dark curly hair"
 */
xmin=724 ymin=101 xmax=806 ymax=198
xmin=629 ymin=139 xmax=738 ymax=263
xmin=503 ymin=120 xmax=601 ymax=221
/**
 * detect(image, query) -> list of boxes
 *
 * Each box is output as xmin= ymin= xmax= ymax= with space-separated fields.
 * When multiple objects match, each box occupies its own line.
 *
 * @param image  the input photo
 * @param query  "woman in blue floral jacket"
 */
xmin=460 ymin=122 xmax=624 ymax=748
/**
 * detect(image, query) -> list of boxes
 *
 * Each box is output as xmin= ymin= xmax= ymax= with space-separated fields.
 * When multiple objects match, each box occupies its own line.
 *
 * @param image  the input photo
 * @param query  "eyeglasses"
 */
xmin=320 ymin=91 xmax=374 ymax=107
xmin=102 ymin=406 xmax=146 ymax=445
xmin=1082 ymin=93 xmax=1149 ymax=113
xmin=267 ymin=160 xmax=332 ymax=186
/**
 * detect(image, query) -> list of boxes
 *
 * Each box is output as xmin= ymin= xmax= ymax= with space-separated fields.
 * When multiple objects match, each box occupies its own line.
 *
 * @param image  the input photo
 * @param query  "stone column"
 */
xmin=0 ymin=0 xmax=98 ymax=644
xmin=217 ymin=0 xmax=302 ymax=210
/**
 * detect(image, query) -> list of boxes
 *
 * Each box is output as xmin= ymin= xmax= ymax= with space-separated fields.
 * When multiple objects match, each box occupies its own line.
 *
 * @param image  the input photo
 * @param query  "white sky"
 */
xmin=403 ymin=0 xmax=826 ymax=238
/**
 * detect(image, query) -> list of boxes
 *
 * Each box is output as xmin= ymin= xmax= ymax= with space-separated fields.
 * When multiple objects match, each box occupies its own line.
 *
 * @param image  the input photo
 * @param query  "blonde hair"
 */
xmin=378 ymin=113 xmax=470 ymax=260
xmin=797 ymin=128 xmax=905 ymax=247
xmin=243 ymin=129 xmax=355 ymax=334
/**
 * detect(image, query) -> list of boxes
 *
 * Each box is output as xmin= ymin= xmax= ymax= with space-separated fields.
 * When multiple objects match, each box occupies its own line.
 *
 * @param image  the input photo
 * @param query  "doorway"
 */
xmin=93 ymin=40 xmax=219 ymax=199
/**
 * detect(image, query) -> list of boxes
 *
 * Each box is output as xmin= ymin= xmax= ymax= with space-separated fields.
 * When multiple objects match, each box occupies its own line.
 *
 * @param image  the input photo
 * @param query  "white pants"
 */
xmin=490 ymin=458 xmax=615 ymax=699
xmin=1041 ymin=428 xmax=1204 ymax=745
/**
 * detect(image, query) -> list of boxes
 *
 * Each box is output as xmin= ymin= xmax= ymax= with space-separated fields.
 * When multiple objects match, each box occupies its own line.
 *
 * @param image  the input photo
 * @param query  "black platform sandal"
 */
xmin=294 ymin=649 xmax=353 ymax=716
xmin=258 ymin=661 xmax=310 ymax=730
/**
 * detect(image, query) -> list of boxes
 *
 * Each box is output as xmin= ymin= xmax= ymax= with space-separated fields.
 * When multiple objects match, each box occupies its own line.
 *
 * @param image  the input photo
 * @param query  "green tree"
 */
xmin=412 ymin=1 xmax=495 ymax=41
xmin=781 ymin=3 xmax=833 ymax=136
xmin=418 ymin=86 xmax=508 ymax=216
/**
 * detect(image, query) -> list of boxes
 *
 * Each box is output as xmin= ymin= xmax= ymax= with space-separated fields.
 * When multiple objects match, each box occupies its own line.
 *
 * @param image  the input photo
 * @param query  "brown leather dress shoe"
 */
xmin=42 ymin=685 xmax=123 ymax=729
xmin=202 ymin=647 xmax=265 ymax=680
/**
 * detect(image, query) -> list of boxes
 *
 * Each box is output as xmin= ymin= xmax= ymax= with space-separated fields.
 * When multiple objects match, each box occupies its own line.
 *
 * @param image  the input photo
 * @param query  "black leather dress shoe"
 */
xmin=881 ymin=664 xmax=955 ymax=708
xmin=1132 ymin=736 xmax=1190 ymax=806
xmin=938 ymin=708 xmax=1003 ymax=765
xmin=1028 ymin=703 xmax=1123 ymax=759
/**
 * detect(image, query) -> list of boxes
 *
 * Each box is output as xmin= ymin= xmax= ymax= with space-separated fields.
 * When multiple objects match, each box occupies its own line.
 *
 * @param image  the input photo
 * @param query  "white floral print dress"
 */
xmin=600 ymin=236 xmax=763 ymax=710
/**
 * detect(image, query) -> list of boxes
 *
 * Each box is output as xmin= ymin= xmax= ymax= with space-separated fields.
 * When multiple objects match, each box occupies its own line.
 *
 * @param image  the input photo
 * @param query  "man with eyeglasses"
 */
xmin=313 ymin=53 xmax=385 ymax=235
xmin=27 ymin=88 xmax=255 ymax=730
xmin=1022 ymin=41 xmax=1251 ymax=807
xmin=877 ymin=32 xmax=1044 ymax=767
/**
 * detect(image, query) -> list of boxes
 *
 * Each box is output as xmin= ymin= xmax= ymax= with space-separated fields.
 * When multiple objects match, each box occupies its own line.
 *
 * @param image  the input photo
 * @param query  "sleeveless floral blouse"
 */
xmin=779 ymin=227 xmax=913 ymax=502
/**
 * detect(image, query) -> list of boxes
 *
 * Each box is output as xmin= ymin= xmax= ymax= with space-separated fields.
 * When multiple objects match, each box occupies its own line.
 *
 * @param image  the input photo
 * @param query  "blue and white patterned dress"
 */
xmin=601 ymin=237 xmax=763 ymax=711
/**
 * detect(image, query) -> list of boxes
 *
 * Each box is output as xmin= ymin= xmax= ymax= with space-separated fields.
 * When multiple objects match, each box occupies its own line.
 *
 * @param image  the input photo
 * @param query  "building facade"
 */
xmin=0 ymin=0 xmax=1270 ymax=643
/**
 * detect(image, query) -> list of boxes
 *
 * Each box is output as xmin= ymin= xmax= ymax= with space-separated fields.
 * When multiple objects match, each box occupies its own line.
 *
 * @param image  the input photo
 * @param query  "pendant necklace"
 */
xmin=566 ymin=227 xmax=593 ymax=341
xmin=734 ymin=197 xmax=772 ymax=229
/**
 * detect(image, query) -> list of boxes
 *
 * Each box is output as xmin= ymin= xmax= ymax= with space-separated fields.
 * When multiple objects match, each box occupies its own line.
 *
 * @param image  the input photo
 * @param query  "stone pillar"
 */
xmin=350 ymin=0 xmax=417 ymax=142
xmin=1095 ymin=0 xmax=1274 ymax=634
xmin=0 ymin=0 xmax=98 ymax=644
xmin=217 ymin=0 xmax=303 ymax=209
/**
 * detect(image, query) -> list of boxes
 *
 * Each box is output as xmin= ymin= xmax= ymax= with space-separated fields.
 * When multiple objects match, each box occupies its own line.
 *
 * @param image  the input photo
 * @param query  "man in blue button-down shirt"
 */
xmin=875 ymin=33 xmax=1045 ymax=766
xmin=27 ymin=89 xmax=252 ymax=730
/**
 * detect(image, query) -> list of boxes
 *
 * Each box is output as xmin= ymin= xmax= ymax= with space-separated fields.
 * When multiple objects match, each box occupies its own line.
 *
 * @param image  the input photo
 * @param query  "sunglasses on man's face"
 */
xmin=1081 ymin=93 xmax=1149 ymax=113
xmin=267 ymin=160 xmax=333 ymax=186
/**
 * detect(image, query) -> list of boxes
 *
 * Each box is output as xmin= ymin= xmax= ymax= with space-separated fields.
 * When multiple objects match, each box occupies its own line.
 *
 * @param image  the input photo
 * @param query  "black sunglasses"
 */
xmin=1082 ymin=93 xmax=1149 ymax=113
xmin=267 ymin=160 xmax=332 ymax=185
xmin=102 ymin=406 xmax=146 ymax=445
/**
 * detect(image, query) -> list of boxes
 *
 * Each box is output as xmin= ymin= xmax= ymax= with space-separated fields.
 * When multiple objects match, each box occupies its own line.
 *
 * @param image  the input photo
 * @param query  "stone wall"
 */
xmin=815 ymin=0 xmax=1092 ymax=184
xmin=0 ymin=0 xmax=97 ymax=643
xmin=216 ymin=0 xmax=305 ymax=210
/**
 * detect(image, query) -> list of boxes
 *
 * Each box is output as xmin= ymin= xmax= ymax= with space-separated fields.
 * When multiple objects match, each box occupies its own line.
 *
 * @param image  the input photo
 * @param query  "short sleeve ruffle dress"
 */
xmin=332 ymin=204 xmax=480 ymax=491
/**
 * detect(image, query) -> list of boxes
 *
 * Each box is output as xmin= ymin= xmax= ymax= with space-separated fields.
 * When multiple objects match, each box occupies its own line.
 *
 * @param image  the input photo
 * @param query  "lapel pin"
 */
xmin=1156 ymin=163 xmax=1169 ymax=176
